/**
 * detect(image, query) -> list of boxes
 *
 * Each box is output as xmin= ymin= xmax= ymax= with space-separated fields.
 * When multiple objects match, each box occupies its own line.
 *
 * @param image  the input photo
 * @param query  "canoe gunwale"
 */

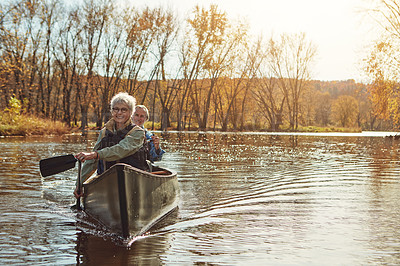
xmin=83 ymin=163 xmax=177 ymax=186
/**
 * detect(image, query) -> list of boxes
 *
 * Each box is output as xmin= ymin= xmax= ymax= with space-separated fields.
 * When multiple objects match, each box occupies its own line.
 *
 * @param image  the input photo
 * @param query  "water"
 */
xmin=1 ymin=131 xmax=400 ymax=265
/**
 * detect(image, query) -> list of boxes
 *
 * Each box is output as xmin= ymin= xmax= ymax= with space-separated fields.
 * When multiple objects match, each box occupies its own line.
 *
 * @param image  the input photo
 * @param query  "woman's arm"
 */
xmin=76 ymin=130 xmax=104 ymax=187
xmin=97 ymin=128 xmax=144 ymax=161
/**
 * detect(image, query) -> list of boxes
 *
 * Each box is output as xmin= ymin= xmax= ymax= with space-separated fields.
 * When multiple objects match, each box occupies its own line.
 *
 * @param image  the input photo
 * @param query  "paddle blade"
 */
xmin=39 ymin=154 xmax=77 ymax=177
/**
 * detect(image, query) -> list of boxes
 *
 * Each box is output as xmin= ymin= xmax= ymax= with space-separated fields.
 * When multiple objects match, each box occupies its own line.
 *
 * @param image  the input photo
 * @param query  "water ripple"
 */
xmin=2 ymin=133 xmax=400 ymax=264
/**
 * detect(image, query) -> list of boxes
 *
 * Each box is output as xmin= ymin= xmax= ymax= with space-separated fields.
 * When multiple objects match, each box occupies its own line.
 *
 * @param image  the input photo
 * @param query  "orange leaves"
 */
xmin=187 ymin=4 xmax=227 ymax=47
xmin=364 ymin=40 xmax=400 ymax=127
xmin=363 ymin=1 xmax=400 ymax=128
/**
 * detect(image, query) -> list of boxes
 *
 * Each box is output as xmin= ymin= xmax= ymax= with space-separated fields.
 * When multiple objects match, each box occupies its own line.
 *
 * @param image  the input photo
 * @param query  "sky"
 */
xmin=126 ymin=0 xmax=380 ymax=82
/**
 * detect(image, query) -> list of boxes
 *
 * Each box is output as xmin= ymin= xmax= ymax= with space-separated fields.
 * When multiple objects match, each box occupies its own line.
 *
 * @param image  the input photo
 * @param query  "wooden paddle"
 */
xmin=40 ymin=154 xmax=84 ymax=210
xmin=75 ymin=160 xmax=82 ymax=210
xmin=39 ymin=154 xmax=77 ymax=177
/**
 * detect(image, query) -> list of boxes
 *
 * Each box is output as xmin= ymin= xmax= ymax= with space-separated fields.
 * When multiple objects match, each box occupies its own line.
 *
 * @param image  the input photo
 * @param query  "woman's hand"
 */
xmin=75 ymin=151 xmax=98 ymax=162
xmin=73 ymin=186 xmax=83 ymax=199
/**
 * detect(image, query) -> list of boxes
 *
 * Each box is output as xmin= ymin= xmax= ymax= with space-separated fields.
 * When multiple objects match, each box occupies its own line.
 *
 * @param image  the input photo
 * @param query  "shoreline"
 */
xmin=1 ymin=129 xmax=398 ymax=138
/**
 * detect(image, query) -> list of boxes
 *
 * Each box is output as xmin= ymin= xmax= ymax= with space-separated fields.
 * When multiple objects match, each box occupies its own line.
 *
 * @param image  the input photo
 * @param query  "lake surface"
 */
xmin=1 ymin=131 xmax=400 ymax=265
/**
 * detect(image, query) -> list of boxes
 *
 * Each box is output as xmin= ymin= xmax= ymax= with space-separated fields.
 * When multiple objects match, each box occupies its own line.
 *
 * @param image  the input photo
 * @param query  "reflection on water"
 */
xmin=1 ymin=132 xmax=400 ymax=264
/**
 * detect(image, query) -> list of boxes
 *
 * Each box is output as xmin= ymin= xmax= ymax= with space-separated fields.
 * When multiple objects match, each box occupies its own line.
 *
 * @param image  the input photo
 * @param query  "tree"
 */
xmin=0 ymin=0 xmax=38 ymax=114
xmin=364 ymin=0 xmax=400 ymax=128
xmin=53 ymin=6 xmax=84 ymax=125
xmin=77 ymin=0 xmax=113 ymax=130
xmin=253 ymin=77 xmax=285 ymax=131
xmin=252 ymin=37 xmax=285 ymax=131
xmin=213 ymin=20 xmax=251 ymax=132
xmin=198 ymin=16 xmax=247 ymax=131
xmin=268 ymin=33 xmax=317 ymax=130
xmin=331 ymin=95 xmax=359 ymax=127
xmin=238 ymin=37 xmax=264 ymax=131
xmin=300 ymin=85 xmax=317 ymax=126
xmin=150 ymin=6 xmax=179 ymax=130
xmin=123 ymin=6 xmax=157 ymax=96
xmin=365 ymin=40 xmax=400 ymax=127
xmin=41 ymin=0 xmax=62 ymax=119
xmin=95 ymin=7 xmax=129 ymax=127
xmin=178 ymin=4 xmax=228 ymax=131
xmin=314 ymin=91 xmax=331 ymax=126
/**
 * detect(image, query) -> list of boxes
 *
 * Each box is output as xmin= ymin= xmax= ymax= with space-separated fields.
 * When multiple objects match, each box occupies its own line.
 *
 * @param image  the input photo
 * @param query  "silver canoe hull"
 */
xmin=82 ymin=163 xmax=179 ymax=238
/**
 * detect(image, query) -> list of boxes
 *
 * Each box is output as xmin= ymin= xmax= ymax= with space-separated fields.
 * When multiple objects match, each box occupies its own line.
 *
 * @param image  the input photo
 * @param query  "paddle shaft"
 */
xmin=76 ymin=160 xmax=82 ymax=210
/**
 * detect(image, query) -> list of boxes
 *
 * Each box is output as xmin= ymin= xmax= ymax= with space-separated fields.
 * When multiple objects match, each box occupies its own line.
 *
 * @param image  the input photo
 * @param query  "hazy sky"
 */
xmin=127 ymin=0 xmax=379 ymax=81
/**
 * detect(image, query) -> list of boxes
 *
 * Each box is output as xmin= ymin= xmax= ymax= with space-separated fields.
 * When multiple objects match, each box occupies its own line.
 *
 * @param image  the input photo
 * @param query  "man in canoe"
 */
xmin=74 ymin=92 xmax=148 ymax=199
xmin=132 ymin=105 xmax=166 ymax=162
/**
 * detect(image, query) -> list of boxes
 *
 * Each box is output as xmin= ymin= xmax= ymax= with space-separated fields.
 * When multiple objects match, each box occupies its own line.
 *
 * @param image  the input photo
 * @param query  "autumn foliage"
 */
xmin=0 ymin=0 xmax=394 ymax=134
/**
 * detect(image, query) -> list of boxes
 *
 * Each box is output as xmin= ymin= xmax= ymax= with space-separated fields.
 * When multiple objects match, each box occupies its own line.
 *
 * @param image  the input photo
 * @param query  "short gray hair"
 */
xmin=135 ymin=105 xmax=149 ymax=120
xmin=110 ymin=92 xmax=136 ymax=112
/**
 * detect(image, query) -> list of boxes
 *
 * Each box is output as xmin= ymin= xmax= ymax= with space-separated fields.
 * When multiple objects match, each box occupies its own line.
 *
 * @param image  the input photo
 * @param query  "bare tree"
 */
xmin=178 ymin=4 xmax=228 ymax=131
xmin=219 ymin=36 xmax=263 ymax=131
xmin=253 ymin=77 xmax=285 ymax=131
xmin=95 ymin=7 xmax=129 ymax=127
xmin=123 ymin=6 xmax=157 ymax=96
xmin=151 ymin=7 xmax=180 ymax=130
xmin=198 ymin=17 xmax=247 ymax=131
xmin=53 ymin=6 xmax=83 ymax=125
xmin=40 ymin=0 xmax=62 ymax=119
xmin=142 ymin=6 xmax=178 ymax=114
xmin=251 ymin=37 xmax=285 ymax=131
xmin=313 ymin=91 xmax=331 ymax=126
xmin=77 ymin=0 xmax=113 ymax=130
xmin=268 ymin=33 xmax=317 ymax=130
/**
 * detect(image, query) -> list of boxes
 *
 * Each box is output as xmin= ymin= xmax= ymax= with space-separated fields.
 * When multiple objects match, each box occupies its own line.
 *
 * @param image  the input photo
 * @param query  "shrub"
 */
xmin=0 ymin=96 xmax=69 ymax=136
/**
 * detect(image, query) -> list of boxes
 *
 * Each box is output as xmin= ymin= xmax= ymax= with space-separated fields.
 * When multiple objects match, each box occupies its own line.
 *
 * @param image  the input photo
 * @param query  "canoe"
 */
xmin=82 ymin=163 xmax=179 ymax=239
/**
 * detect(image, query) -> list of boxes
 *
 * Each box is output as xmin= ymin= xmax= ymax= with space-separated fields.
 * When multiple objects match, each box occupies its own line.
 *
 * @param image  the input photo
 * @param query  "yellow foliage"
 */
xmin=1 ymin=96 xmax=69 ymax=136
xmin=331 ymin=95 xmax=359 ymax=127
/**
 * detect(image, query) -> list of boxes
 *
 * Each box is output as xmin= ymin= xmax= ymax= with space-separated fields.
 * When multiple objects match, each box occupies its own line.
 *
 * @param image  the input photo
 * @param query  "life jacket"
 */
xmin=97 ymin=124 xmax=150 ymax=174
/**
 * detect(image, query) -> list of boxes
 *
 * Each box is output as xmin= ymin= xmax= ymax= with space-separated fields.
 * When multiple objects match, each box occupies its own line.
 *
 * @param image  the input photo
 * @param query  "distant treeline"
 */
xmin=0 ymin=0 xmax=389 ymax=131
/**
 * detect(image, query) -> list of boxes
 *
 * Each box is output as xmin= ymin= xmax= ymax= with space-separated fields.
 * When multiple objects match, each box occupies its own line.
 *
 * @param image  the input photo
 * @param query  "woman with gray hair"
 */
xmin=74 ymin=92 xmax=146 ymax=199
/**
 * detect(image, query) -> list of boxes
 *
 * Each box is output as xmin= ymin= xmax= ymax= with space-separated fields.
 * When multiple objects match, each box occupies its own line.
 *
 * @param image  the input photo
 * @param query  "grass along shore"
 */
xmin=0 ymin=114 xmax=362 ymax=136
xmin=0 ymin=113 xmax=70 ymax=136
xmin=0 ymin=97 xmax=362 ymax=136
xmin=0 ymin=96 xmax=70 ymax=136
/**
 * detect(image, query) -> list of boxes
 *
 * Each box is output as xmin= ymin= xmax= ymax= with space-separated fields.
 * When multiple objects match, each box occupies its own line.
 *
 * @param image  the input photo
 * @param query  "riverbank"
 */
xmin=0 ymin=114 xmax=70 ymax=136
xmin=0 ymin=115 xmax=364 ymax=136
